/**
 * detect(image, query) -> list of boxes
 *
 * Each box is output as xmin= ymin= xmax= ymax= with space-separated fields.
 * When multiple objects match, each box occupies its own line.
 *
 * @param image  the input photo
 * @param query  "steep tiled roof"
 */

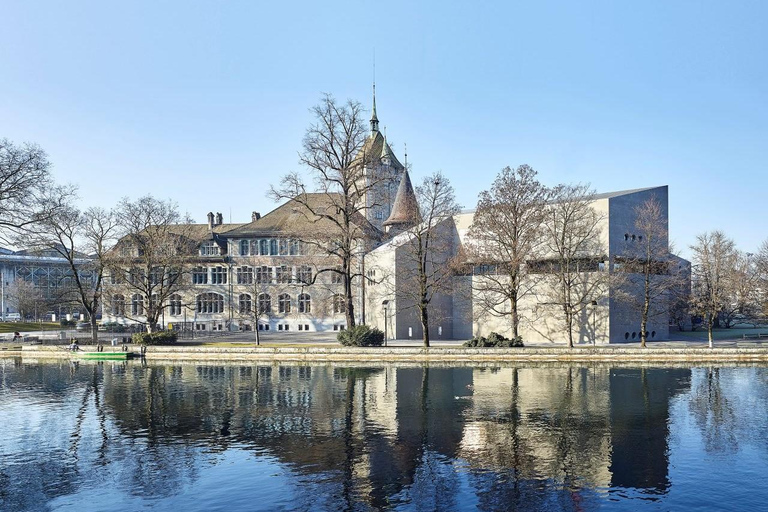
xmin=383 ymin=170 xmax=421 ymax=228
xmin=354 ymin=131 xmax=404 ymax=170
xmin=226 ymin=194 xmax=380 ymax=240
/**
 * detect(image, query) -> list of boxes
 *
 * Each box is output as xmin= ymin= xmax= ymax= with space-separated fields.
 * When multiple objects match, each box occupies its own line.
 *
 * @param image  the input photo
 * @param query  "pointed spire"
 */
xmin=380 ymin=134 xmax=395 ymax=164
xmin=370 ymin=83 xmax=379 ymax=133
xmin=383 ymin=169 xmax=421 ymax=233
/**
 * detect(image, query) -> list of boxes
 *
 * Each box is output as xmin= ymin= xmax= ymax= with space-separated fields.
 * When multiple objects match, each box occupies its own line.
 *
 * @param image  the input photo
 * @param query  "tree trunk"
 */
xmin=343 ymin=261 xmax=355 ymax=328
xmin=90 ymin=316 xmax=99 ymax=345
xmin=708 ymin=313 xmax=714 ymax=349
xmin=510 ymin=294 xmax=519 ymax=339
xmin=421 ymin=304 xmax=430 ymax=348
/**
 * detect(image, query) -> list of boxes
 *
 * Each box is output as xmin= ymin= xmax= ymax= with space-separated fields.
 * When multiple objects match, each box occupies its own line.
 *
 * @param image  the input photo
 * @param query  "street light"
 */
xmin=382 ymin=300 xmax=389 ymax=346
xmin=591 ymin=300 xmax=598 ymax=345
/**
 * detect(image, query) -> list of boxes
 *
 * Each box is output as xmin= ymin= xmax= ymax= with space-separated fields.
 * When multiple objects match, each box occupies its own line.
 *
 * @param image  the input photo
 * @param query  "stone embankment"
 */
xmin=5 ymin=344 xmax=768 ymax=365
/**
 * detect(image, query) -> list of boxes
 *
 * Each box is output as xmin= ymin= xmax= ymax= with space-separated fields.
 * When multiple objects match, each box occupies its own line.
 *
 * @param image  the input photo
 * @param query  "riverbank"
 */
xmin=6 ymin=343 xmax=768 ymax=364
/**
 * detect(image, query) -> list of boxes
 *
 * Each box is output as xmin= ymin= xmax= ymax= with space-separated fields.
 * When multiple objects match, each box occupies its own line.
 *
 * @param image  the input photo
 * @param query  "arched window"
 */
xmin=258 ymin=293 xmax=272 ymax=314
xmin=332 ymin=294 xmax=346 ymax=314
xmin=112 ymin=294 xmax=125 ymax=316
xmin=240 ymin=240 xmax=250 ymax=256
xmin=259 ymin=239 xmax=268 ymax=255
xmin=197 ymin=293 xmax=224 ymax=314
xmin=131 ymin=294 xmax=144 ymax=316
xmin=298 ymin=293 xmax=311 ymax=313
xmin=169 ymin=294 xmax=182 ymax=316
xmin=278 ymin=293 xmax=291 ymax=313
xmin=239 ymin=294 xmax=252 ymax=314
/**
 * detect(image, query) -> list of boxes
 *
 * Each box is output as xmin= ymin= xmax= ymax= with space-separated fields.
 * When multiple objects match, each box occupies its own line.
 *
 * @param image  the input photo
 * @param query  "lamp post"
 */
xmin=382 ymin=300 xmax=389 ymax=347
xmin=591 ymin=300 xmax=598 ymax=345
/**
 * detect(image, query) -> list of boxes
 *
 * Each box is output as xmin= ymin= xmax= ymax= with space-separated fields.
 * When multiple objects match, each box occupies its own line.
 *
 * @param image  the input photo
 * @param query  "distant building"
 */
xmin=0 ymin=247 xmax=92 ymax=321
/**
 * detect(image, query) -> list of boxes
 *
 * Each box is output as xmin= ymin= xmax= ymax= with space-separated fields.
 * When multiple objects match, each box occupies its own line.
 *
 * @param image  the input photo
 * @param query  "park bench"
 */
xmin=743 ymin=333 xmax=768 ymax=339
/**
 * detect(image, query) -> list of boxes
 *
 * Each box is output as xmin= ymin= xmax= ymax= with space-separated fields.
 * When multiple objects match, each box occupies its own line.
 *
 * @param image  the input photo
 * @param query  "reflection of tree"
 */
xmin=689 ymin=367 xmax=738 ymax=455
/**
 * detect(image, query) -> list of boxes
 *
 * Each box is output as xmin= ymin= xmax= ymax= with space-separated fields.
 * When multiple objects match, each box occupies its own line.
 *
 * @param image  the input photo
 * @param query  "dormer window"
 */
xmin=200 ymin=241 xmax=219 ymax=256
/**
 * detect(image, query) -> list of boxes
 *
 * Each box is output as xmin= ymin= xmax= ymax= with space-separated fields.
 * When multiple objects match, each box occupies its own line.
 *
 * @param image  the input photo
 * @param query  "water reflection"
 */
xmin=1 ymin=360 xmax=767 ymax=511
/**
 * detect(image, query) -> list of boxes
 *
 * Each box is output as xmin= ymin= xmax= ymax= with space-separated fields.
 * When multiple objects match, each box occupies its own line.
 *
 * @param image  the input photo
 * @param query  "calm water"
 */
xmin=1 ymin=360 xmax=767 ymax=511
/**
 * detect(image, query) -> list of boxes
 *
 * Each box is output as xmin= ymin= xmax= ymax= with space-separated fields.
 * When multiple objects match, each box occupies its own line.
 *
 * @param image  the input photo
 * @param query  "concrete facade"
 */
xmin=365 ymin=186 xmax=688 ymax=344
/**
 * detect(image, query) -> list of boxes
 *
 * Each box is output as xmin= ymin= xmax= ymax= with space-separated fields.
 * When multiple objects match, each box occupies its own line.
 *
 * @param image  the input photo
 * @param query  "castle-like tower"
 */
xmin=359 ymin=86 xmax=405 ymax=231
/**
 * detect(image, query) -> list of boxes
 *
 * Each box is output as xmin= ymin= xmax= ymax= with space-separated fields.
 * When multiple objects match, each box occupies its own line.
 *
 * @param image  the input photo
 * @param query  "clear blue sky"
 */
xmin=2 ymin=1 xmax=766 ymax=256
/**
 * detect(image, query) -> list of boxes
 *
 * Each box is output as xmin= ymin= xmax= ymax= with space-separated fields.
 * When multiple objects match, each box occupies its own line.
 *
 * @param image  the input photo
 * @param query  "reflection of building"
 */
xmin=0 ymin=246 xmax=92 ymax=320
xmin=366 ymin=185 xmax=691 ymax=343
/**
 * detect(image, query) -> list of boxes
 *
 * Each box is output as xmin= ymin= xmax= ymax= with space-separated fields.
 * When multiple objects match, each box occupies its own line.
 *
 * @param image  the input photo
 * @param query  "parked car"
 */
xmin=1 ymin=313 xmax=21 ymax=322
xmin=75 ymin=322 xmax=91 ymax=332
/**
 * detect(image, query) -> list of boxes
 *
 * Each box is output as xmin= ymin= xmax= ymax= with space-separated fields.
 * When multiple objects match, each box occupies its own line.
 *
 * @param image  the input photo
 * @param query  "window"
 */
xmin=211 ymin=266 xmax=227 ymax=284
xmin=131 ymin=294 xmax=144 ymax=316
xmin=237 ymin=266 xmax=253 ymax=284
xmin=375 ymin=210 xmax=384 ymax=219
xmin=332 ymin=294 xmax=346 ymax=314
xmin=330 ymin=270 xmax=343 ymax=284
xmin=279 ymin=239 xmax=289 ymax=256
xmin=258 ymin=293 xmax=272 ymax=314
xmin=197 ymin=293 xmax=224 ymax=314
xmin=296 ymin=265 xmax=312 ymax=284
xmin=259 ymin=239 xmax=269 ymax=255
xmin=290 ymin=240 xmax=299 ymax=256
xmin=278 ymin=293 xmax=291 ymax=314
xmin=112 ymin=294 xmax=125 ymax=316
xmin=255 ymin=266 xmax=272 ymax=283
xmin=129 ymin=268 xmax=145 ymax=285
xmin=200 ymin=241 xmax=219 ymax=256
xmin=239 ymin=294 xmax=252 ymax=314
xmin=169 ymin=294 xmax=182 ymax=316
xmin=193 ymin=267 xmax=208 ymax=284
xmin=250 ymin=240 xmax=259 ymax=255
xmin=269 ymin=239 xmax=278 ymax=255
xmin=298 ymin=293 xmax=311 ymax=313
xmin=240 ymin=240 xmax=250 ymax=256
xmin=275 ymin=265 xmax=291 ymax=284
xmin=150 ymin=267 xmax=164 ymax=285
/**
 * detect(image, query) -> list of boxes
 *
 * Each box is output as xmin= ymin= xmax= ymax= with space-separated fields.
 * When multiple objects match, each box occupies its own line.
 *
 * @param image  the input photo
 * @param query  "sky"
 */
xmin=1 ymin=1 xmax=766 ymax=257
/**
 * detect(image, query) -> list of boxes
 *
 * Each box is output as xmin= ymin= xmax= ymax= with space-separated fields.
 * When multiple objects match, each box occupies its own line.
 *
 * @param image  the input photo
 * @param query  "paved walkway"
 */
xmin=4 ymin=329 xmax=768 ymax=349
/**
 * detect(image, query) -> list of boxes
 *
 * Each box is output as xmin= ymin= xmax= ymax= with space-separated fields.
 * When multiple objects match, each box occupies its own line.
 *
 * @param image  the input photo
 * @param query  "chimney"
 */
xmin=215 ymin=212 xmax=223 ymax=226
xmin=252 ymin=211 xmax=261 ymax=222
xmin=207 ymin=212 xmax=214 ymax=230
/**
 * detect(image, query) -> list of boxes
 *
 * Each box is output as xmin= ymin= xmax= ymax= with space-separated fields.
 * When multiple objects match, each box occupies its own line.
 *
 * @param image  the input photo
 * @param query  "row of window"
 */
xmin=238 ymin=239 xmax=308 ymax=257
xmin=192 ymin=265 xmax=318 ymax=285
xmin=110 ymin=293 xmax=347 ymax=316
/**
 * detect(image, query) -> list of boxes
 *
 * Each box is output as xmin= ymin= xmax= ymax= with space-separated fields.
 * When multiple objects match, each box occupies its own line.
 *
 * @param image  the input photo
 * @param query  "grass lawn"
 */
xmin=673 ymin=325 xmax=768 ymax=342
xmin=0 ymin=322 xmax=60 ymax=333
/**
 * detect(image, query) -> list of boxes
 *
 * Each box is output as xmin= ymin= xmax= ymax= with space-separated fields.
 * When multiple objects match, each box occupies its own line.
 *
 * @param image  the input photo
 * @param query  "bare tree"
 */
xmin=32 ymin=204 xmax=118 ymax=344
xmin=108 ymin=196 xmax=201 ymax=333
xmin=536 ymin=184 xmax=608 ymax=347
xmin=270 ymin=94 xmax=383 ymax=328
xmin=758 ymin=239 xmax=768 ymax=321
xmin=6 ymin=279 xmax=45 ymax=321
xmin=0 ymin=138 xmax=74 ymax=244
xmin=395 ymin=172 xmax=461 ymax=347
xmin=614 ymin=198 xmax=685 ymax=347
xmin=466 ymin=165 xmax=551 ymax=339
xmin=690 ymin=231 xmax=737 ymax=348
xmin=720 ymin=251 xmax=762 ymax=328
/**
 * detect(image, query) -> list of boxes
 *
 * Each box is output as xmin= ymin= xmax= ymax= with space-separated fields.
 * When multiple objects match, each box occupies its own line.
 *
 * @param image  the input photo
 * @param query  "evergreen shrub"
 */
xmin=463 ymin=332 xmax=524 ymax=348
xmin=131 ymin=331 xmax=178 ymax=345
xmin=337 ymin=325 xmax=385 ymax=347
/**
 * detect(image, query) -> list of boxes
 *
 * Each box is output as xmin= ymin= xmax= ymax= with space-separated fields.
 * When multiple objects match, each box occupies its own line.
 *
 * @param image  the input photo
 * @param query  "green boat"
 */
xmin=79 ymin=351 xmax=136 ymax=360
